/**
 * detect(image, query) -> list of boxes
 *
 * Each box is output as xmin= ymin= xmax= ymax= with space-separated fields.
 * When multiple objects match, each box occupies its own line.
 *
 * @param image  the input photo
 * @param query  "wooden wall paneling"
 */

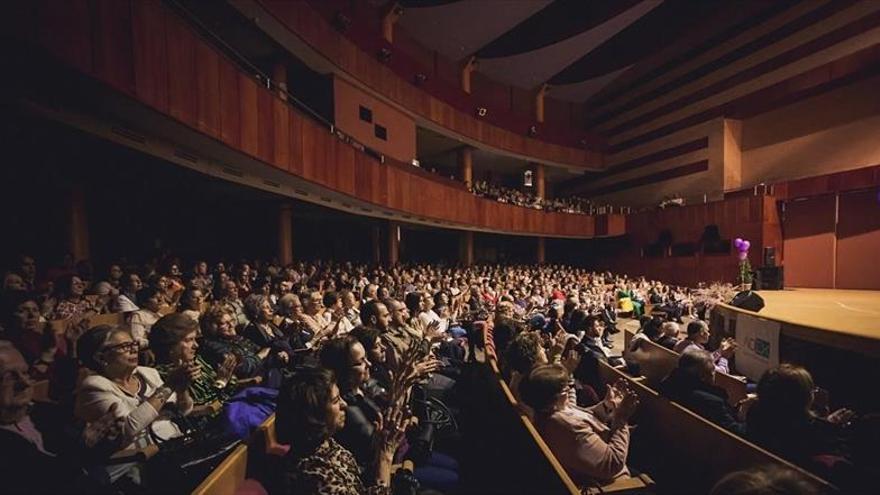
xmin=91 ymin=0 xmax=135 ymax=95
xmin=36 ymin=0 xmax=93 ymax=74
xmin=288 ymin=111 xmax=304 ymax=175
xmin=195 ymin=40 xmax=221 ymax=138
xmin=165 ymin=12 xmax=198 ymax=128
xmin=271 ymin=98 xmax=290 ymax=171
xmin=237 ymin=73 xmax=259 ymax=158
xmin=218 ymin=57 xmax=241 ymax=147
xmin=835 ymin=188 xmax=880 ymax=289
xmin=131 ymin=1 xmax=169 ymax=113
xmin=256 ymin=87 xmax=275 ymax=163
xmin=783 ymin=195 xmax=837 ymax=288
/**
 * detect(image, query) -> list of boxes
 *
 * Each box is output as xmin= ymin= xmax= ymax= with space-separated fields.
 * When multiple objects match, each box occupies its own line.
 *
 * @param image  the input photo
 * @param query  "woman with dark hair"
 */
xmin=747 ymin=364 xmax=851 ymax=475
xmin=74 ymin=325 xmax=197 ymax=483
xmin=520 ymin=364 xmax=638 ymax=485
xmin=277 ymin=367 xmax=404 ymax=494
xmin=349 ymin=326 xmax=390 ymax=402
xmin=319 ymin=336 xmax=381 ymax=469
xmin=50 ymin=275 xmax=101 ymax=321
xmin=130 ymin=287 xmax=163 ymax=350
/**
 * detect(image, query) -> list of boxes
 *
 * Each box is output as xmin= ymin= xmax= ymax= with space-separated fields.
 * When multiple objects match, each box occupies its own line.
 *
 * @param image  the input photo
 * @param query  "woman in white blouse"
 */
xmin=74 ymin=325 xmax=199 ymax=484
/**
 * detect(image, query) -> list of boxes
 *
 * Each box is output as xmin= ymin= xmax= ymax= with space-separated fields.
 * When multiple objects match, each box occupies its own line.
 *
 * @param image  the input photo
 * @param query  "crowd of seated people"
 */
xmin=469 ymin=180 xmax=595 ymax=214
xmin=1 ymin=254 xmax=876 ymax=492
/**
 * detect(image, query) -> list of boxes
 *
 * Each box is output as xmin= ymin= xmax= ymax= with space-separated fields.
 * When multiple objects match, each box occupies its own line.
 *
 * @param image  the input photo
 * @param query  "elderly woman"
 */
xmin=149 ymin=314 xmax=239 ymax=416
xmin=74 ymin=325 xmax=197 ymax=483
xmin=129 ymin=287 xmax=163 ymax=350
xmin=200 ymin=305 xmax=280 ymax=387
xmin=520 ymin=364 xmax=638 ymax=485
xmin=277 ymin=367 xmax=405 ymax=494
xmin=241 ymin=294 xmax=293 ymax=366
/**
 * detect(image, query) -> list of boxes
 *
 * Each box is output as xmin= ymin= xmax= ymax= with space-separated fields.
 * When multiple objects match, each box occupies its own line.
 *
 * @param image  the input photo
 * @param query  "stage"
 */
xmin=716 ymin=288 xmax=880 ymax=358
xmin=715 ymin=288 xmax=880 ymax=409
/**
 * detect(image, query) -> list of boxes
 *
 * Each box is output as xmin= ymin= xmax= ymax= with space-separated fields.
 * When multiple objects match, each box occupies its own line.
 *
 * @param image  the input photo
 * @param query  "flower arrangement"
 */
xmin=733 ymin=238 xmax=752 ymax=289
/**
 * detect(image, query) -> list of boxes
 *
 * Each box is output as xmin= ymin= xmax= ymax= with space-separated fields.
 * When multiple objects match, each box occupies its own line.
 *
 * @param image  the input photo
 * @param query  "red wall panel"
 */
xmin=131 ymin=1 xmax=168 ymax=113
xmin=92 ymin=0 xmax=135 ymax=95
xmin=835 ymin=188 xmax=880 ymax=289
xmin=783 ymin=195 xmax=837 ymax=288
xmin=165 ymin=13 xmax=198 ymax=127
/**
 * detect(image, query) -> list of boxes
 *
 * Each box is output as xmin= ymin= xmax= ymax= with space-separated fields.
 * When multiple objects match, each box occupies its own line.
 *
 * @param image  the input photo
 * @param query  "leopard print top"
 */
xmin=283 ymin=438 xmax=389 ymax=495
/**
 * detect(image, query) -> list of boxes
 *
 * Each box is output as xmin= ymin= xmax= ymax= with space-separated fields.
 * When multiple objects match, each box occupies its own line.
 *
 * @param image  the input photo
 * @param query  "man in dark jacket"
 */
xmin=659 ymin=348 xmax=746 ymax=436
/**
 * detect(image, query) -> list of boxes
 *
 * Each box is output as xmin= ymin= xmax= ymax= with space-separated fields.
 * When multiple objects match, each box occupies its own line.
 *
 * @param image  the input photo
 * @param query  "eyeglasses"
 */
xmin=102 ymin=341 xmax=139 ymax=353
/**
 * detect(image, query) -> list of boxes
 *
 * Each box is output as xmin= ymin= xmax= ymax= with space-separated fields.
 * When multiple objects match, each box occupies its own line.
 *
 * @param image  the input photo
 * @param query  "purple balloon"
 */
xmin=734 ymin=238 xmax=743 ymax=249
xmin=742 ymin=240 xmax=751 ymax=251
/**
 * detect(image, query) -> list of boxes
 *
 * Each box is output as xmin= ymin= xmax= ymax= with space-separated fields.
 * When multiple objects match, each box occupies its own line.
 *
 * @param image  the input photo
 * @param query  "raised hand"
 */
xmin=561 ymin=349 xmax=581 ymax=374
xmin=216 ymin=353 xmax=238 ymax=383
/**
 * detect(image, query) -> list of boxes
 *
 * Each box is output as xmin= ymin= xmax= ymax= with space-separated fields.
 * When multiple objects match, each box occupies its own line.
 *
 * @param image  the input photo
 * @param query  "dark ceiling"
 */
xmin=396 ymin=0 xmax=796 ymax=102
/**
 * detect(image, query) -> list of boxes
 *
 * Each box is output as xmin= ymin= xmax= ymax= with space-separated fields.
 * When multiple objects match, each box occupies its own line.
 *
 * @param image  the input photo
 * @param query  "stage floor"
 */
xmin=752 ymin=288 xmax=880 ymax=340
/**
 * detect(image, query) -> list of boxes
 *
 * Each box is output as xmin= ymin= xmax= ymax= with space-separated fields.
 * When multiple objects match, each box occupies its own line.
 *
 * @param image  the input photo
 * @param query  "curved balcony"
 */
xmin=247 ymin=0 xmax=605 ymax=170
xmin=10 ymin=0 xmax=623 ymax=238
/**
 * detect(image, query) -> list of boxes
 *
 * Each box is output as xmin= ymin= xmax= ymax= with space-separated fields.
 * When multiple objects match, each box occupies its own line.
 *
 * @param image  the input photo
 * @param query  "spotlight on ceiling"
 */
xmin=528 ymin=125 xmax=538 ymax=137
xmin=378 ymin=48 xmax=392 ymax=63
xmin=476 ymin=107 xmax=488 ymax=117
xmin=414 ymin=73 xmax=428 ymax=85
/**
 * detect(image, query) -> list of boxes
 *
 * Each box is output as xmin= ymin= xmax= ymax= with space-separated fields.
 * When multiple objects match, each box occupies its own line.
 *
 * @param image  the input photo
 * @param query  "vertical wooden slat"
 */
xmin=91 ymin=0 xmax=135 ymax=95
xmin=131 ymin=0 xmax=169 ymax=112
xmin=238 ymin=73 xmax=259 ymax=157
xmin=195 ymin=40 xmax=221 ymax=138
xmin=165 ymin=11 xmax=198 ymax=127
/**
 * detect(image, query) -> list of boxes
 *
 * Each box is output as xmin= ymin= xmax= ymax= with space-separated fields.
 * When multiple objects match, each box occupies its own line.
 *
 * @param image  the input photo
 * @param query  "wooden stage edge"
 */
xmin=716 ymin=288 xmax=880 ymax=358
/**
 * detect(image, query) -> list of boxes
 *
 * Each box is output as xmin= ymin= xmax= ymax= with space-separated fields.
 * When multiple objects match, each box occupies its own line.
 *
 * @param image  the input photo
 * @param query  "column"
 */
xmin=457 ymin=146 xmax=473 ymax=188
xmin=534 ymin=162 xmax=546 ymax=199
xmin=461 ymin=56 xmax=477 ymax=94
xmin=371 ymin=225 xmax=381 ymax=264
xmin=69 ymin=185 xmax=90 ymax=262
xmin=459 ymin=231 xmax=474 ymax=266
xmin=387 ymin=221 xmax=400 ymax=265
xmin=272 ymin=61 xmax=288 ymax=102
xmin=536 ymin=237 xmax=546 ymax=264
xmin=382 ymin=2 xmax=402 ymax=43
xmin=278 ymin=202 xmax=293 ymax=266
xmin=535 ymin=84 xmax=548 ymax=123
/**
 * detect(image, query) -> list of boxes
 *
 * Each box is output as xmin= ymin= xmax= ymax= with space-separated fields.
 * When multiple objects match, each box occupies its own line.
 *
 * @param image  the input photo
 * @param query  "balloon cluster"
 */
xmin=734 ymin=238 xmax=751 ymax=261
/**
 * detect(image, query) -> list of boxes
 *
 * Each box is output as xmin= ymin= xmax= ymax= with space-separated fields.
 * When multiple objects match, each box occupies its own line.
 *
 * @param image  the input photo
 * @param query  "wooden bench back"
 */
xmin=597 ymin=361 xmax=836 ymax=493
xmin=192 ymin=444 xmax=249 ymax=495
xmin=624 ymin=330 xmax=747 ymax=406
xmin=481 ymin=355 xmax=580 ymax=495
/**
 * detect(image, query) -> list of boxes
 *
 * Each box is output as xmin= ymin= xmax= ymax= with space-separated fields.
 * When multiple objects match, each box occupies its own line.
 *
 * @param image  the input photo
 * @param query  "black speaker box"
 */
xmin=730 ymin=291 xmax=765 ymax=312
xmin=755 ymin=266 xmax=784 ymax=290
xmin=763 ymin=246 xmax=776 ymax=267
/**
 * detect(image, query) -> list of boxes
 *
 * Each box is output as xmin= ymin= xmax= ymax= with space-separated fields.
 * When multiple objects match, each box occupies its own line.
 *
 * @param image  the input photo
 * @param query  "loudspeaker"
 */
xmin=763 ymin=246 xmax=776 ymax=267
xmin=755 ymin=266 xmax=784 ymax=290
xmin=730 ymin=291 xmax=765 ymax=312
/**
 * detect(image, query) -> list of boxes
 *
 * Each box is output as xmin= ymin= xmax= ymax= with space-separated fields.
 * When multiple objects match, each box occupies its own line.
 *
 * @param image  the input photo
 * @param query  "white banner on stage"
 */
xmin=734 ymin=314 xmax=780 ymax=382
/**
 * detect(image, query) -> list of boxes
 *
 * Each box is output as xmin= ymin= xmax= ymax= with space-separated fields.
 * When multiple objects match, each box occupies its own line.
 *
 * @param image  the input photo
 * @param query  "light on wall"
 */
xmin=524 ymin=170 xmax=533 ymax=187
xmin=378 ymin=48 xmax=392 ymax=63
xmin=476 ymin=107 xmax=487 ymax=117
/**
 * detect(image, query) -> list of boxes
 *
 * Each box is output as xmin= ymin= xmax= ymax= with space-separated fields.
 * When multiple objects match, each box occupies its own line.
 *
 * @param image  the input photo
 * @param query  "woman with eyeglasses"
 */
xmin=74 ymin=325 xmax=198 ymax=484
xmin=200 ymin=305 xmax=281 ymax=387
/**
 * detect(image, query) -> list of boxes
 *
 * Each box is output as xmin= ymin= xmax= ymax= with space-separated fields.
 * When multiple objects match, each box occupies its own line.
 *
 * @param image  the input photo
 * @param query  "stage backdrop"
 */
xmin=783 ymin=186 xmax=880 ymax=290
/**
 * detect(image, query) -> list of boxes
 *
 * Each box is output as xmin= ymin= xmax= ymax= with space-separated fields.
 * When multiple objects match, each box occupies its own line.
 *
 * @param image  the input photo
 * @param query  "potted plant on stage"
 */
xmin=734 ymin=238 xmax=752 ymax=291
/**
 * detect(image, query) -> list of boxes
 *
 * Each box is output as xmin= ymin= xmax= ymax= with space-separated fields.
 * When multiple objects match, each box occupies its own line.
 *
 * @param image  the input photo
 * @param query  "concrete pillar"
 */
xmin=461 ymin=56 xmax=477 ymax=94
xmin=535 ymin=84 xmax=548 ymax=123
xmin=278 ymin=202 xmax=294 ymax=266
xmin=459 ymin=230 xmax=474 ymax=266
xmin=536 ymin=237 xmax=546 ymax=264
xmin=457 ymin=146 xmax=473 ymax=188
xmin=69 ymin=185 xmax=90 ymax=262
xmin=371 ymin=225 xmax=381 ymax=264
xmin=387 ymin=221 xmax=400 ymax=265
xmin=534 ymin=163 xmax=546 ymax=199
xmin=272 ymin=61 xmax=288 ymax=102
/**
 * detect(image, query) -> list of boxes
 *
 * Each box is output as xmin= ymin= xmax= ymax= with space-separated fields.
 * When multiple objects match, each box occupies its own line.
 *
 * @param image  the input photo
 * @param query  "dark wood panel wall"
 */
xmin=258 ymin=1 xmax=604 ymax=169
xmin=596 ymin=194 xmax=779 ymax=287
xmin=13 ymin=0 xmax=606 ymax=239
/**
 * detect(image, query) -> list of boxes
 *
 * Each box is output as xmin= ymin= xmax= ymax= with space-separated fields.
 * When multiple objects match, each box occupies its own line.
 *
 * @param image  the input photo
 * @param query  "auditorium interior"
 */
xmin=1 ymin=1 xmax=879 ymax=494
